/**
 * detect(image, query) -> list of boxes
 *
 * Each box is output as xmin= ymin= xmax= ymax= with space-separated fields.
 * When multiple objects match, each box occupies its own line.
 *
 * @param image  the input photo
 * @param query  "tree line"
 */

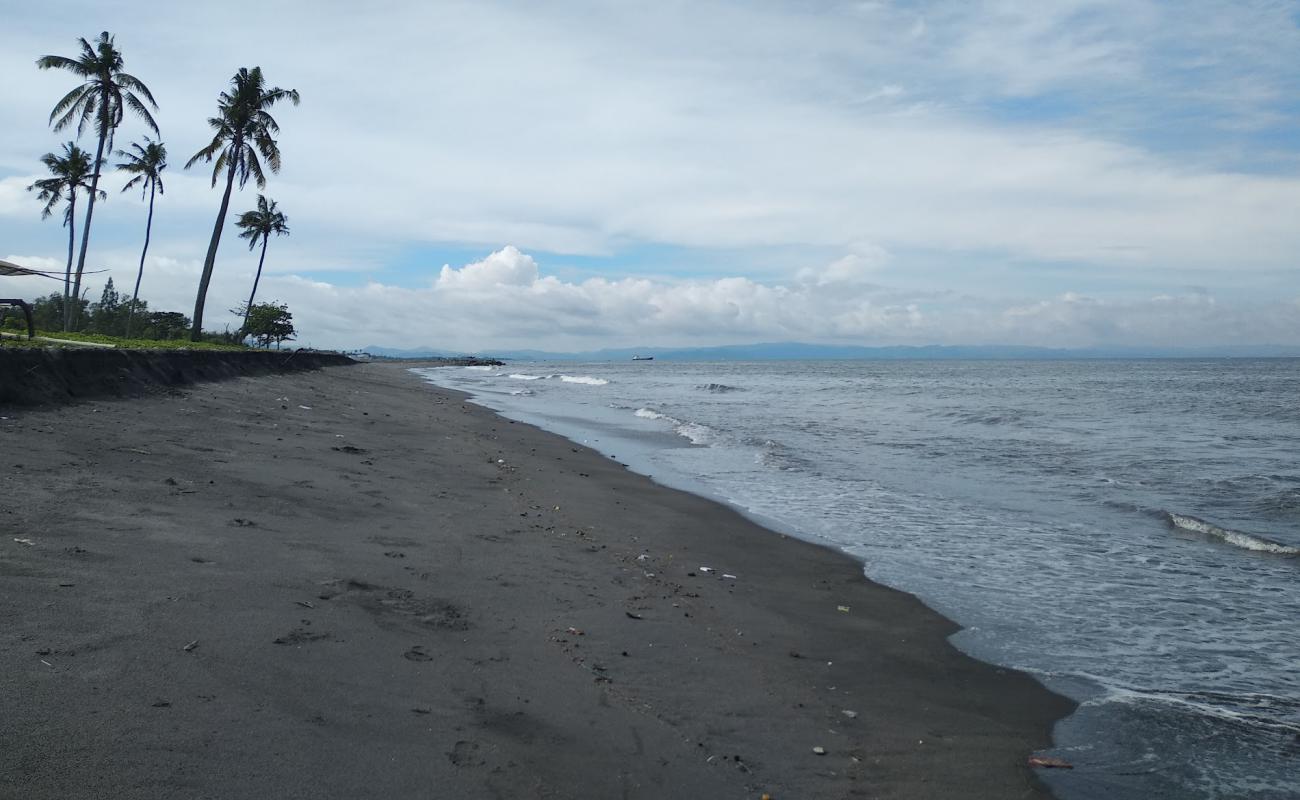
xmin=25 ymin=32 xmax=299 ymax=342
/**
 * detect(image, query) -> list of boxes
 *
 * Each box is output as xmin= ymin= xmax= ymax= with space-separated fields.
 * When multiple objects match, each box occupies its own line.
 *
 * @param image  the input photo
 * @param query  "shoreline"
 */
xmin=1 ymin=362 xmax=1074 ymax=798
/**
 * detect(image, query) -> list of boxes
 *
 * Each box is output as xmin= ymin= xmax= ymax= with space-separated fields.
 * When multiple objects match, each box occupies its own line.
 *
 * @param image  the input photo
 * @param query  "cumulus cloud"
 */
xmin=4 ymin=245 xmax=1297 ymax=351
xmin=437 ymin=246 xmax=540 ymax=289
xmin=2 ymin=2 xmax=1297 ymax=350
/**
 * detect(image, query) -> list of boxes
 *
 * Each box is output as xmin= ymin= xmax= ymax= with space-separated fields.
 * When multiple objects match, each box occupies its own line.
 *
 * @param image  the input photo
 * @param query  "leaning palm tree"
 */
xmin=27 ymin=142 xmax=103 ymax=327
xmin=234 ymin=195 xmax=289 ymax=334
xmin=185 ymin=67 xmax=299 ymax=341
xmin=115 ymin=137 xmax=166 ymax=337
xmin=37 ymin=32 xmax=159 ymax=329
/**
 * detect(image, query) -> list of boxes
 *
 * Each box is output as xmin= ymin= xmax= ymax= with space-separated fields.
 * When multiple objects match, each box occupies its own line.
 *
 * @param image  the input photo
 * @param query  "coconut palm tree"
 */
xmin=37 ymin=32 xmax=159 ymax=329
xmin=27 ymin=142 xmax=103 ymax=327
xmin=115 ymin=137 xmax=166 ymax=337
xmin=234 ymin=194 xmax=289 ymax=334
xmin=185 ymin=67 xmax=299 ymax=341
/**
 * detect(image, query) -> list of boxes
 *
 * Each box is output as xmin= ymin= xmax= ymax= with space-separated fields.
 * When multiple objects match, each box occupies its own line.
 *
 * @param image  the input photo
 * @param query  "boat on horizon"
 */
xmin=631 ymin=355 xmax=654 ymax=361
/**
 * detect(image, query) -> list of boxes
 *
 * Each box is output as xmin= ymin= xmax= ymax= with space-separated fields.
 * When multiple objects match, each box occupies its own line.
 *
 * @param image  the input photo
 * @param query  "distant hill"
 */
xmin=359 ymin=342 xmax=1300 ymax=362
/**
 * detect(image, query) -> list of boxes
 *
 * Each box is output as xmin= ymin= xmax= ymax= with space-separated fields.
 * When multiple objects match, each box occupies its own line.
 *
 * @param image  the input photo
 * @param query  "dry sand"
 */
xmin=0 ymin=362 xmax=1073 ymax=799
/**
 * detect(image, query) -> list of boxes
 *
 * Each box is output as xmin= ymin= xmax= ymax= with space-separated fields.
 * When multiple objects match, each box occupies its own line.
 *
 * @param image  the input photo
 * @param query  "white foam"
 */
xmin=632 ymin=408 xmax=712 ymax=445
xmin=508 ymin=373 xmax=547 ymax=380
xmin=559 ymin=375 xmax=609 ymax=386
xmin=464 ymin=365 xmax=495 ymax=371
xmin=676 ymin=422 xmax=713 ymax=445
xmin=1168 ymin=513 xmax=1299 ymax=555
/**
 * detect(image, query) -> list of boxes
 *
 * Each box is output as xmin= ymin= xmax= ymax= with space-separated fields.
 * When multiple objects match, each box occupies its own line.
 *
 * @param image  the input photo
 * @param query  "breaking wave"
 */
xmin=698 ymin=383 xmax=745 ymax=393
xmin=504 ymin=373 xmax=609 ymax=386
xmin=634 ymin=407 xmax=713 ymax=445
xmin=1167 ymin=513 xmax=1300 ymax=555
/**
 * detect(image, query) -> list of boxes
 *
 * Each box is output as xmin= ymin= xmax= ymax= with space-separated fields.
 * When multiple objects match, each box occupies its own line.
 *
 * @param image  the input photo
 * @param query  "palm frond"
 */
xmin=48 ymin=85 xmax=89 ymax=126
xmin=35 ymin=54 xmax=84 ymax=72
xmin=122 ymin=91 xmax=160 ymax=134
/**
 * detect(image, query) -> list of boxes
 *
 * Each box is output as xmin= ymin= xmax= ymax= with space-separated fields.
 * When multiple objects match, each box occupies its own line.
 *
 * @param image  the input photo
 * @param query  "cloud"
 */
xmin=4 ymin=245 xmax=1297 ymax=351
xmin=1 ymin=2 xmax=1297 ymax=350
xmin=437 ymin=246 xmax=540 ymax=289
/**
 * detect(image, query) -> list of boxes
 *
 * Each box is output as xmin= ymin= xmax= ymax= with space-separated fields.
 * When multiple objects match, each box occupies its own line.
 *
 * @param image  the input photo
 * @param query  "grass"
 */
xmin=1 ymin=330 xmax=249 ymax=351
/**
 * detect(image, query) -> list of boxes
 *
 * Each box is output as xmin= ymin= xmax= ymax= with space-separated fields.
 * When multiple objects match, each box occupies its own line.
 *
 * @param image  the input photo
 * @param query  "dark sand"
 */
xmin=0 ymin=363 xmax=1073 ymax=799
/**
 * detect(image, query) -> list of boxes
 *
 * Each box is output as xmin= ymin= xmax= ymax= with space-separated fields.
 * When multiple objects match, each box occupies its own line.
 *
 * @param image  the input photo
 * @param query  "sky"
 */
xmin=1 ymin=0 xmax=1298 ymax=352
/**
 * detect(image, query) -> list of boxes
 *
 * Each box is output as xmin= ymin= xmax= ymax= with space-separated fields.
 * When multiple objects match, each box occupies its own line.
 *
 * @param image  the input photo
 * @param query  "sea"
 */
xmin=414 ymin=359 xmax=1300 ymax=800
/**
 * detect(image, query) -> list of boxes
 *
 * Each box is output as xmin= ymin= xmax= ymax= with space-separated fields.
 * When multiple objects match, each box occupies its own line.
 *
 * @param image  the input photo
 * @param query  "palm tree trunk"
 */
xmin=67 ymin=127 xmax=107 ymax=331
xmin=241 ymin=234 xmax=270 ymax=334
xmin=125 ymin=182 xmax=156 ymax=339
xmin=191 ymin=160 xmax=238 ymax=341
xmin=63 ymin=192 xmax=77 ymax=319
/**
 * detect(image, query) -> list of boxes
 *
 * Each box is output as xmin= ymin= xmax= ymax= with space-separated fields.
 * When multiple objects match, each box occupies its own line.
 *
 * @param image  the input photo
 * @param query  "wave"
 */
xmin=463 ymin=365 xmax=496 ymax=371
xmin=504 ymin=372 xmax=608 ymax=385
xmin=1166 ymin=513 xmax=1300 ymax=555
xmin=633 ymin=407 xmax=712 ymax=445
xmin=698 ymin=383 xmax=744 ymax=393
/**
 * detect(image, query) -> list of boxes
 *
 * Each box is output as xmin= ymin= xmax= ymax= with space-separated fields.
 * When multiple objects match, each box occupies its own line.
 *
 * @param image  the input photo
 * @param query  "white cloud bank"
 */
xmin=10 ymin=246 xmax=1290 ymax=352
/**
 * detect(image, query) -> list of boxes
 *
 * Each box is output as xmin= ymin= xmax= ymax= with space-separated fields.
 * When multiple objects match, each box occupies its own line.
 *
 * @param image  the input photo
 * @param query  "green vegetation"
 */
xmin=4 ymin=330 xmax=247 ymax=351
xmin=37 ymin=32 xmax=159 ymax=330
xmin=2 ymin=289 xmax=190 ymax=342
xmin=114 ymin=137 xmax=167 ymax=337
xmin=186 ymin=67 xmax=299 ymax=341
xmin=235 ymin=194 xmax=289 ymax=333
xmin=27 ymin=141 xmax=101 ymax=321
xmin=16 ymin=33 xmax=304 ymax=348
xmin=242 ymin=301 xmax=296 ymax=349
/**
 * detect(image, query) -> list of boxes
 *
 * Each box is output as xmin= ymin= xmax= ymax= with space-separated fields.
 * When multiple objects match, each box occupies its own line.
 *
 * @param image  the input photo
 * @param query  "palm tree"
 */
xmin=37 ymin=32 xmax=159 ymax=329
xmin=185 ymin=67 xmax=299 ymax=341
xmin=234 ymin=195 xmax=290 ymax=334
xmin=27 ymin=142 xmax=103 ymax=327
xmin=115 ymin=137 xmax=167 ymax=338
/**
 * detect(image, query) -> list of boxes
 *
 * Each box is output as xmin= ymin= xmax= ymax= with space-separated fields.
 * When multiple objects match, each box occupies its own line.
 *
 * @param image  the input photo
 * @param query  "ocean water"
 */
xmin=415 ymin=359 xmax=1300 ymax=799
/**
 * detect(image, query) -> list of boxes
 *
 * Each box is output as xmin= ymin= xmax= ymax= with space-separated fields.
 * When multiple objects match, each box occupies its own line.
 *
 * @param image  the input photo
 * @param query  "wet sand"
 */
xmin=0 ymin=362 xmax=1073 ymax=799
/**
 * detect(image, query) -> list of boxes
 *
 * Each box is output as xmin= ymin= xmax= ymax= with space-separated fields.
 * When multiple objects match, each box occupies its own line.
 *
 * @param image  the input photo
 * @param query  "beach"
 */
xmin=0 ymin=362 xmax=1072 ymax=799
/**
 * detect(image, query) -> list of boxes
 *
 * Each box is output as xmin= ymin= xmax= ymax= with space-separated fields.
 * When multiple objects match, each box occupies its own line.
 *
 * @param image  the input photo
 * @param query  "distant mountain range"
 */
xmin=359 ymin=342 xmax=1300 ymax=361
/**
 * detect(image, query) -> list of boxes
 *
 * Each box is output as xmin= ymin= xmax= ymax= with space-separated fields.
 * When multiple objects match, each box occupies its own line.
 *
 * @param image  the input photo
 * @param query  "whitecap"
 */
xmin=559 ymin=375 xmax=609 ymax=386
xmin=1167 ymin=513 xmax=1299 ymax=555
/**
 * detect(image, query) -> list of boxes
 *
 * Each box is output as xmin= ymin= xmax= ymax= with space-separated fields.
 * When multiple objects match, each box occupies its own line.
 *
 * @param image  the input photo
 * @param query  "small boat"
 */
xmin=631 ymin=355 xmax=654 ymax=361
